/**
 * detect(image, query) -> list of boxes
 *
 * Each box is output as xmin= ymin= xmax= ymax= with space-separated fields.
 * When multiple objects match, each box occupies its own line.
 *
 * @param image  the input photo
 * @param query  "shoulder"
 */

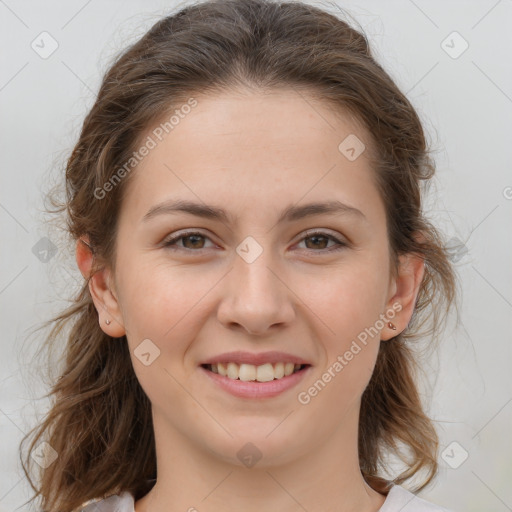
xmin=379 ymin=485 xmax=453 ymax=512
xmin=78 ymin=490 xmax=134 ymax=512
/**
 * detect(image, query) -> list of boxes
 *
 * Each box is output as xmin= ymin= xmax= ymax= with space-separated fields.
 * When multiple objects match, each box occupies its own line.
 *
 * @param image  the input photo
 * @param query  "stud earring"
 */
xmin=105 ymin=319 xmax=111 ymax=325
xmin=387 ymin=322 xmax=396 ymax=330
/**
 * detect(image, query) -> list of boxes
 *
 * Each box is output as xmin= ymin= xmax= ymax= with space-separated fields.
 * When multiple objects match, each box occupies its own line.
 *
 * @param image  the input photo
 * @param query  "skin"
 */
xmin=76 ymin=87 xmax=425 ymax=512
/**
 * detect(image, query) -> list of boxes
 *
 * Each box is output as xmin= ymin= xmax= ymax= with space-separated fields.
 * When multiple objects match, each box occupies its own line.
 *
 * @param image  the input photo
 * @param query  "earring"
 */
xmin=387 ymin=322 xmax=396 ymax=330
xmin=105 ymin=319 xmax=111 ymax=325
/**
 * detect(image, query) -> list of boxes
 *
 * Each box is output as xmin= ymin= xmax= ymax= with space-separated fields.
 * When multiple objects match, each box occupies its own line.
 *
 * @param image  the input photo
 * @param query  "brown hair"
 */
xmin=19 ymin=0 xmax=460 ymax=510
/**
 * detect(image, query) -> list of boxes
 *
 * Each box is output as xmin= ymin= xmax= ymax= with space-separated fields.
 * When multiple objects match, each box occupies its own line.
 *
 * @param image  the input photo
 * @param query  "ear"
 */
xmin=381 ymin=247 xmax=425 ymax=341
xmin=76 ymin=236 xmax=126 ymax=338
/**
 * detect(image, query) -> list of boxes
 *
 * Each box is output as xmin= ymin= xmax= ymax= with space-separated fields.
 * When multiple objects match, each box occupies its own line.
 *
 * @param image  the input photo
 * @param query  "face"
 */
xmin=86 ymin=88 xmax=416 ymax=468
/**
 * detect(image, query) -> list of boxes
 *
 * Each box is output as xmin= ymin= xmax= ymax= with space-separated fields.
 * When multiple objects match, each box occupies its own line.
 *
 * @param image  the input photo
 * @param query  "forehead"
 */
xmin=164 ymin=88 xmax=369 ymax=151
xmin=120 ymin=88 xmax=383 ymax=224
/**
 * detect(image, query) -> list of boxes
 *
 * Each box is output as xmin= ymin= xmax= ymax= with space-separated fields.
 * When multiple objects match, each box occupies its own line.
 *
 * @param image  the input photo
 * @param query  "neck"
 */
xmin=135 ymin=404 xmax=386 ymax=512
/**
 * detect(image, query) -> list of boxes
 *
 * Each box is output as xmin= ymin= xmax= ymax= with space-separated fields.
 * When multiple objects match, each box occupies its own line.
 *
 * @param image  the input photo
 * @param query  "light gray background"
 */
xmin=1 ymin=1 xmax=511 ymax=511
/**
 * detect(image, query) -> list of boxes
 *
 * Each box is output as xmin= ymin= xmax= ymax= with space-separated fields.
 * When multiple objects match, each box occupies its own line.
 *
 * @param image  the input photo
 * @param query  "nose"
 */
xmin=216 ymin=246 xmax=295 ymax=336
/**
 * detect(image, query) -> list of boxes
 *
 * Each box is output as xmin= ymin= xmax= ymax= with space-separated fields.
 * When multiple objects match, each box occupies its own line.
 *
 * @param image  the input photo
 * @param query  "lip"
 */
xmin=199 ymin=364 xmax=312 ymax=399
xmin=200 ymin=350 xmax=311 ymax=366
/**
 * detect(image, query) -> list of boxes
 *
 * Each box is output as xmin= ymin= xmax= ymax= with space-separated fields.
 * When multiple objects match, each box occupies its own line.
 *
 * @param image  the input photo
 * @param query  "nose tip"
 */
xmin=246 ymin=327 xmax=261 ymax=336
xmin=228 ymin=317 xmax=287 ymax=337
xmin=217 ymin=253 xmax=296 ymax=335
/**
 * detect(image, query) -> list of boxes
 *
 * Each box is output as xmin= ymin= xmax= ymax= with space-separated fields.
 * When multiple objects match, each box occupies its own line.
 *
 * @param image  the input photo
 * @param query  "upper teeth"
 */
xmin=209 ymin=362 xmax=302 ymax=382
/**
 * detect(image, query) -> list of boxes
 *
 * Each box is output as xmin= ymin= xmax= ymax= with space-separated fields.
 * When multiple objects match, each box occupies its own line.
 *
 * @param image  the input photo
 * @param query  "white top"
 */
xmin=78 ymin=484 xmax=453 ymax=511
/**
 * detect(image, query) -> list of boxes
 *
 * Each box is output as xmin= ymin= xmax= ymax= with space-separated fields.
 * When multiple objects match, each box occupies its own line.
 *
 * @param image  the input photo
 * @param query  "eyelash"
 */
xmin=162 ymin=230 xmax=347 ymax=254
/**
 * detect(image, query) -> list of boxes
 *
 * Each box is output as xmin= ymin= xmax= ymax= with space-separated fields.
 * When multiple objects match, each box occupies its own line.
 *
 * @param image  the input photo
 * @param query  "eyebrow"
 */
xmin=142 ymin=198 xmax=367 ymax=225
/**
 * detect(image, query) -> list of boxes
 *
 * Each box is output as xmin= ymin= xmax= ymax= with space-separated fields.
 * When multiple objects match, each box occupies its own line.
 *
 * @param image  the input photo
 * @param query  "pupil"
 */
xmin=307 ymin=235 xmax=327 ymax=249
xmin=185 ymin=235 xmax=203 ymax=248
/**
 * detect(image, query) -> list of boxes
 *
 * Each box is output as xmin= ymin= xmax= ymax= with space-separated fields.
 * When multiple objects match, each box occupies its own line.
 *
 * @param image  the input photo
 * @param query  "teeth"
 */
xmin=274 ymin=362 xmax=285 ymax=379
xmin=227 ymin=362 xmax=238 ymax=379
xmin=209 ymin=362 xmax=303 ymax=382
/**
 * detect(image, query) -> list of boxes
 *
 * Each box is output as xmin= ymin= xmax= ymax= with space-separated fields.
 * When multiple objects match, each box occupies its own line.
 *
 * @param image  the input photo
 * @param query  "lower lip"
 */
xmin=199 ymin=365 xmax=311 ymax=399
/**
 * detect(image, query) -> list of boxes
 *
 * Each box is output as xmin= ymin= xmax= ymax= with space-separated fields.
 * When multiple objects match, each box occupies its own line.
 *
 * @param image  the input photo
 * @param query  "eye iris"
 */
xmin=305 ymin=234 xmax=329 ymax=250
xmin=183 ymin=234 xmax=205 ymax=249
xmin=169 ymin=232 xmax=340 ymax=251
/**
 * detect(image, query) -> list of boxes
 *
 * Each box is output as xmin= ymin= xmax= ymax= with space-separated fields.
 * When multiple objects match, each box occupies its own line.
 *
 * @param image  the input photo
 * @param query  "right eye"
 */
xmin=162 ymin=231 xmax=216 ymax=252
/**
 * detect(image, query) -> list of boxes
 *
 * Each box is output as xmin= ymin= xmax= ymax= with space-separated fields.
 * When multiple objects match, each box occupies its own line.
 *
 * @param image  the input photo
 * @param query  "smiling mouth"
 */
xmin=201 ymin=362 xmax=310 ymax=382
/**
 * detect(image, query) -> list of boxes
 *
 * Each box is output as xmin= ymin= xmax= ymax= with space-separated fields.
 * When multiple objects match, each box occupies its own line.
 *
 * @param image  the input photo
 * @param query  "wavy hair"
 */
xmin=19 ymin=0 xmax=460 ymax=510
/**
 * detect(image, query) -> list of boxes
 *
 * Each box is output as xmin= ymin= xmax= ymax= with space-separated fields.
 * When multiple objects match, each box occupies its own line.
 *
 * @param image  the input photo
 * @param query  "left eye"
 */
xmin=162 ymin=230 xmax=346 ymax=253
xmin=163 ymin=231 xmax=216 ymax=250
xmin=297 ymin=231 xmax=346 ymax=251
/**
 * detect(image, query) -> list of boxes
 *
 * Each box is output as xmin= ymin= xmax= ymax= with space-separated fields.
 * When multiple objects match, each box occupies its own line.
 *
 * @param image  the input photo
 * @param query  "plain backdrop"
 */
xmin=1 ymin=1 xmax=511 ymax=511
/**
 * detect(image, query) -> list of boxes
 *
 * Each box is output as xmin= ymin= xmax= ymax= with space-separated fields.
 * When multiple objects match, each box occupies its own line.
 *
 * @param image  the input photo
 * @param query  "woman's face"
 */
xmin=89 ymin=88 xmax=415 ymax=468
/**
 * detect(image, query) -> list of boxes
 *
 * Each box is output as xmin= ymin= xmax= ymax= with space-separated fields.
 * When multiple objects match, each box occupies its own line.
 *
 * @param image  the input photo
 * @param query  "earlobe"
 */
xmin=75 ymin=236 xmax=126 ymax=338
xmin=89 ymin=269 xmax=126 ymax=338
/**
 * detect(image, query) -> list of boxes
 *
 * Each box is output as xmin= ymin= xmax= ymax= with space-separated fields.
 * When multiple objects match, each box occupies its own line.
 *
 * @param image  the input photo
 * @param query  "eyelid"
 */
xmin=162 ymin=228 xmax=348 ymax=253
xmin=296 ymin=229 xmax=348 ymax=252
xmin=162 ymin=229 xmax=217 ymax=248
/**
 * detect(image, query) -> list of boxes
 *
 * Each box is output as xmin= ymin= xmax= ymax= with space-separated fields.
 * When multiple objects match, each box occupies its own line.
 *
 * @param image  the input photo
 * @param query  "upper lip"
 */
xmin=200 ymin=351 xmax=312 ymax=366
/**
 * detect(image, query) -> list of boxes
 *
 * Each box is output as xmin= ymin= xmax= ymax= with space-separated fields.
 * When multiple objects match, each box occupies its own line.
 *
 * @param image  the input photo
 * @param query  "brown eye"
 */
xmin=162 ymin=230 xmax=347 ymax=254
xmin=303 ymin=234 xmax=330 ymax=250
xmin=182 ymin=234 xmax=205 ymax=249
xmin=163 ymin=231 xmax=214 ymax=251
xmin=297 ymin=231 xmax=347 ymax=253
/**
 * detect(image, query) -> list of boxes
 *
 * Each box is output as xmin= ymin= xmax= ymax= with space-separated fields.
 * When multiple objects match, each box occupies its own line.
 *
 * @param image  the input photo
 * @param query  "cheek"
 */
xmin=117 ymin=261 xmax=207 ymax=405
xmin=305 ymin=260 xmax=389 ymax=336
xmin=303 ymin=277 xmax=383 ymax=411
xmin=118 ymin=256 xmax=210 ymax=335
xmin=301 ymin=260 xmax=386 ymax=391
